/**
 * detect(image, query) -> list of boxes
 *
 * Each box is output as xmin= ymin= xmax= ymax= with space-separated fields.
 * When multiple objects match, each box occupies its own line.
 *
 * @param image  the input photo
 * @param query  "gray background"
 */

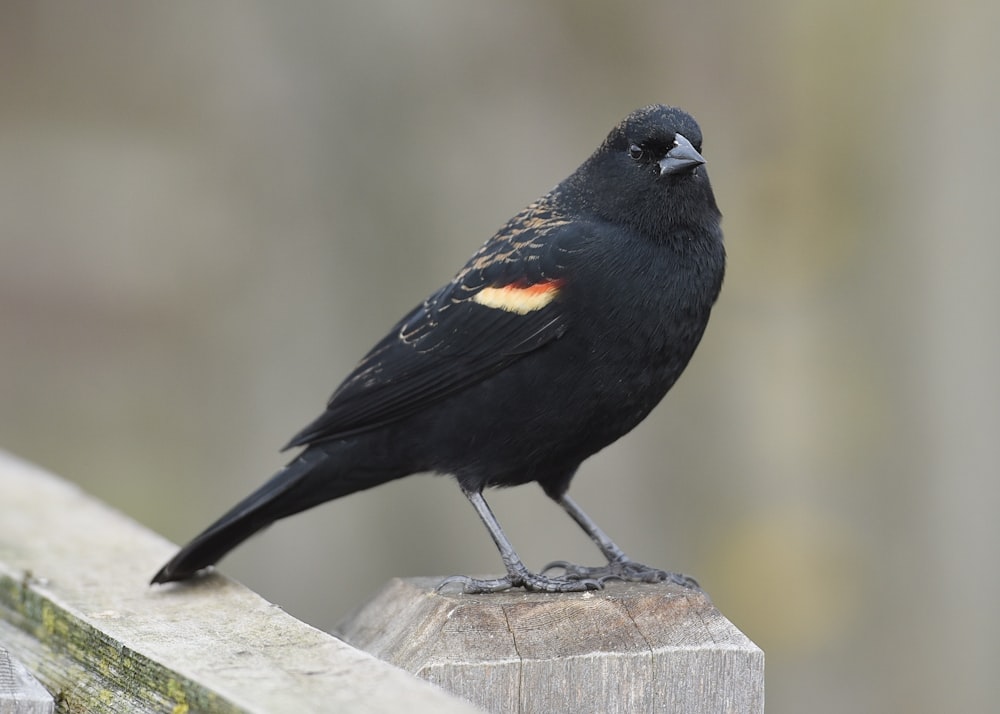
xmin=2 ymin=2 xmax=997 ymax=712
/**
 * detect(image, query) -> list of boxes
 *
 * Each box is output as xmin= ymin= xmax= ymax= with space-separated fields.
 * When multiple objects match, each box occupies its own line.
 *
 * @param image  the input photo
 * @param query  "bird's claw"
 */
xmin=542 ymin=559 xmax=701 ymax=591
xmin=437 ymin=570 xmax=603 ymax=594
xmin=436 ymin=574 xmax=514 ymax=594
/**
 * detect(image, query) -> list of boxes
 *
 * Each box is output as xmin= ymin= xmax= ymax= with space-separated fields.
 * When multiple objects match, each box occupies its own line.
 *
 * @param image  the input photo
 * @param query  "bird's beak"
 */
xmin=658 ymin=134 xmax=705 ymax=176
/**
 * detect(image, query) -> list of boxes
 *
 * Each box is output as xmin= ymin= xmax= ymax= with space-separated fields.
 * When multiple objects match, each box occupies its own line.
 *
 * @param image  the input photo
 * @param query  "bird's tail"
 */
xmin=150 ymin=447 xmax=395 ymax=584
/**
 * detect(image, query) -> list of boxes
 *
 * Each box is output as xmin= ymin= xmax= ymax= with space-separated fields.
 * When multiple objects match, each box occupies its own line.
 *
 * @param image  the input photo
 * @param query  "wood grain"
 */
xmin=0 ymin=649 xmax=53 ymax=714
xmin=0 ymin=450 xmax=479 ymax=714
xmin=338 ymin=577 xmax=764 ymax=714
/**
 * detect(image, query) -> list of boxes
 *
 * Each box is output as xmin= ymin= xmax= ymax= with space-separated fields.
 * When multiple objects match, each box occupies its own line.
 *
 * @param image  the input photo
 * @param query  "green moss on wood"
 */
xmin=0 ymin=570 xmax=243 ymax=713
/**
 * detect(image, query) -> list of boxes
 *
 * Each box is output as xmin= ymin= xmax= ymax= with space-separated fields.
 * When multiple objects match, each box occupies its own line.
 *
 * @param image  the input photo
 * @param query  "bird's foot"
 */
xmin=437 ymin=568 xmax=603 ymax=595
xmin=543 ymin=558 xmax=701 ymax=590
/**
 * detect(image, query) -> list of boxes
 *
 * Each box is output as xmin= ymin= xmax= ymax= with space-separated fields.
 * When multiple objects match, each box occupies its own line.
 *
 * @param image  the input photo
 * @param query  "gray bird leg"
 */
xmin=438 ymin=487 xmax=602 ymax=594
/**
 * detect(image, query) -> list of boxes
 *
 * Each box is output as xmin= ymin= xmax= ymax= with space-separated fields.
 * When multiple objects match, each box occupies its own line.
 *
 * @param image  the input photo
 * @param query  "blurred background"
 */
xmin=2 ymin=1 xmax=998 ymax=711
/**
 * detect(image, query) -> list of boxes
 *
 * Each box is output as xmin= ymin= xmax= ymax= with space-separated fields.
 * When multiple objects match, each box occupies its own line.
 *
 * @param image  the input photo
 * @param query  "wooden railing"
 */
xmin=0 ymin=451 xmax=763 ymax=713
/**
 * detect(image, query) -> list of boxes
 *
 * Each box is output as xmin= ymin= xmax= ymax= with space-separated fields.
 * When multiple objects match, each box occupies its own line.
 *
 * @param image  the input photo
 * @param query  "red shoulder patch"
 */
xmin=472 ymin=279 xmax=565 ymax=315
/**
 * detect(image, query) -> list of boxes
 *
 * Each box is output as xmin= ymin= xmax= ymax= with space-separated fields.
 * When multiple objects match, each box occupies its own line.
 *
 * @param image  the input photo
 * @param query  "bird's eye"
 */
xmin=628 ymin=144 xmax=644 ymax=160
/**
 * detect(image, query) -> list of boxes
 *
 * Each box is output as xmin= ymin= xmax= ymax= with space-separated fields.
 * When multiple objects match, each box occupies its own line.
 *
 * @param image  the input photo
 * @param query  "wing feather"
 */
xmin=285 ymin=200 xmax=587 ymax=448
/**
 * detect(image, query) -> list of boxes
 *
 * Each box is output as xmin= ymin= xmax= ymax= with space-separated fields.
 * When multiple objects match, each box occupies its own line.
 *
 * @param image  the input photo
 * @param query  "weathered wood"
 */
xmin=0 ymin=648 xmax=53 ymax=714
xmin=0 ymin=450 xmax=480 ymax=714
xmin=338 ymin=577 xmax=764 ymax=714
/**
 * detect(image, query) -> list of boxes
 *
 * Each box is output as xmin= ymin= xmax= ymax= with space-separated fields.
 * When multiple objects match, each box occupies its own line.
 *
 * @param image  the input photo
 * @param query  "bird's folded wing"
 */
xmin=284 ymin=213 xmax=590 ymax=448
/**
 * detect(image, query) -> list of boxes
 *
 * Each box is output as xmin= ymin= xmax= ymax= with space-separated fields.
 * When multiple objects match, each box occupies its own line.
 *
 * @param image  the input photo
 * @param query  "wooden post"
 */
xmin=1 ymin=448 xmax=763 ymax=714
xmin=0 ymin=649 xmax=53 ymax=714
xmin=338 ymin=577 xmax=764 ymax=714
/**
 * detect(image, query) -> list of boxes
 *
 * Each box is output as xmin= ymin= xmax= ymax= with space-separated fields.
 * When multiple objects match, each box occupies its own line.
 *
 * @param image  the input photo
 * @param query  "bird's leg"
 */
xmin=438 ymin=487 xmax=602 ymax=594
xmin=543 ymin=494 xmax=700 ymax=590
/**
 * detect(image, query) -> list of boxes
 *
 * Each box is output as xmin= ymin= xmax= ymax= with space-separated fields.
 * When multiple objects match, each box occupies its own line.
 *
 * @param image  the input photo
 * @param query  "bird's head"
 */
xmin=564 ymin=105 xmax=721 ymax=238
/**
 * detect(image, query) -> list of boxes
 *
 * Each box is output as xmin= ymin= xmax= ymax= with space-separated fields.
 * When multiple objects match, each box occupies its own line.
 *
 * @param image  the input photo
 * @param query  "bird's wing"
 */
xmin=284 ymin=201 xmax=590 ymax=449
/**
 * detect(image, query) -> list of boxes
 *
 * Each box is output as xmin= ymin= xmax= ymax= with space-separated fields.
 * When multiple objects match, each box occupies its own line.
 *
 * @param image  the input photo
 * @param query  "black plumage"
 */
xmin=152 ymin=104 xmax=725 ymax=593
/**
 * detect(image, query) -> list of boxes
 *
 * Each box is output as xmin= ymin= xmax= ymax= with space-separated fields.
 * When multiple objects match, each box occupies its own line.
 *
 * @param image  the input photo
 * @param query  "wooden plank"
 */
xmin=338 ymin=577 xmax=764 ymax=714
xmin=0 ymin=648 xmax=53 ymax=714
xmin=0 ymin=450 xmax=481 ymax=714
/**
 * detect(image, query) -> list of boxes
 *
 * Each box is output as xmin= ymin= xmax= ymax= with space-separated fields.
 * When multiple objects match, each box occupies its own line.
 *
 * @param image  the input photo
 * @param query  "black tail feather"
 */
xmin=151 ymin=448 xmax=385 ymax=584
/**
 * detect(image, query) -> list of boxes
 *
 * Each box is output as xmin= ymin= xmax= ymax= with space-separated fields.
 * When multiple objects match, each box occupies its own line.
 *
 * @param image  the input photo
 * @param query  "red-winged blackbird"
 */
xmin=152 ymin=105 xmax=725 ymax=593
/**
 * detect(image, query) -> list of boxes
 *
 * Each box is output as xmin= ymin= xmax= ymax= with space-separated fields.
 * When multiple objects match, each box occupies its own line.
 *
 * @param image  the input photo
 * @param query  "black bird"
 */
xmin=152 ymin=105 xmax=725 ymax=593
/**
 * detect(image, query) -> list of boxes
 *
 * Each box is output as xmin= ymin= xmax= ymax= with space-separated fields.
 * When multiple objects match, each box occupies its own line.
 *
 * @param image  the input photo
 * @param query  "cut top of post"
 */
xmin=337 ymin=577 xmax=764 ymax=714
